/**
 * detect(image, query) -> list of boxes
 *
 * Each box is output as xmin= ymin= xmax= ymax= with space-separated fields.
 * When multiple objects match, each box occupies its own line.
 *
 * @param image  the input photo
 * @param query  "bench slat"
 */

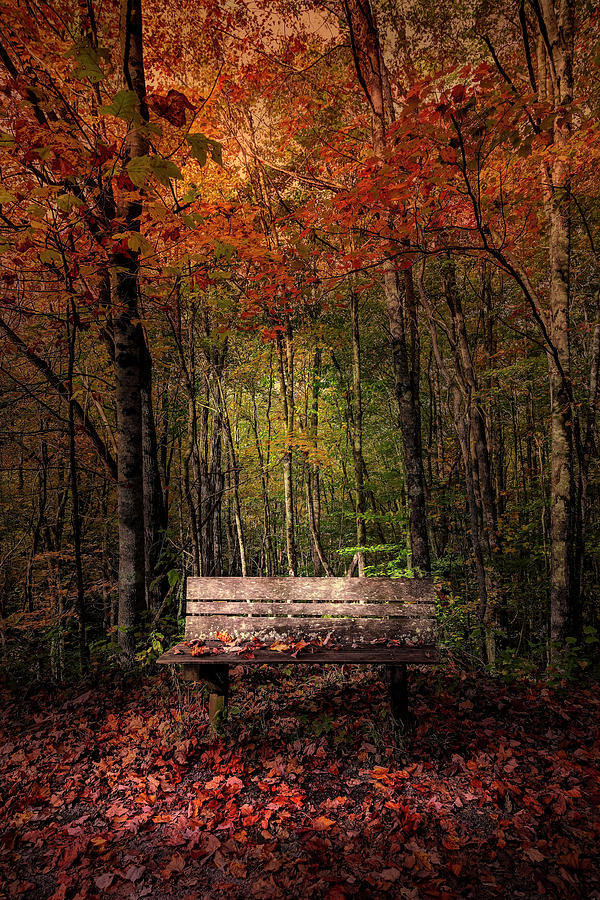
xmin=186 ymin=601 xmax=435 ymax=617
xmin=158 ymin=642 xmax=438 ymax=666
xmin=186 ymin=576 xmax=434 ymax=603
xmin=184 ymin=615 xmax=435 ymax=643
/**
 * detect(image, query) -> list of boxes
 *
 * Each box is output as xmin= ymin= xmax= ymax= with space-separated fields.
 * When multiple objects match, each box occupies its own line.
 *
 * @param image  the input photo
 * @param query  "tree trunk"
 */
xmin=113 ymin=0 xmax=149 ymax=660
xmin=141 ymin=340 xmax=168 ymax=613
xmin=350 ymin=290 xmax=366 ymax=575
xmin=67 ymin=300 xmax=89 ymax=675
xmin=277 ymin=323 xmax=298 ymax=576
xmin=537 ymin=2 xmax=575 ymax=651
xmin=343 ymin=0 xmax=430 ymax=573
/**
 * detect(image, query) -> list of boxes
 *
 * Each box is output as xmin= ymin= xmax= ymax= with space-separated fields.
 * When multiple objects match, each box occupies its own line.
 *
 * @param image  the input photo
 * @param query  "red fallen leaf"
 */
xmin=200 ymin=834 xmax=221 ymax=859
xmin=49 ymin=886 xmax=69 ymax=900
xmin=216 ymin=631 xmax=233 ymax=643
xmin=526 ymin=848 xmax=546 ymax=863
xmin=229 ymin=859 xmax=247 ymax=878
xmin=205 ymin=775 xmax=224 ymax=789
xmin=379 ymin=868 xmax=401 ymax=882
xmin=94 ymin=873 xmax=114 ymax=890
xmin=226 ymin=776 xmax=244 ymax=791
xmin=327 ymin=887 xmax=348 ymax=900
xmin=442 ymin=834 xmax=461 ymax=851
xmin=124 ymin=864 xmax=145 ymax=882
xmin=162 ymin=852 xmax=186 ymax=877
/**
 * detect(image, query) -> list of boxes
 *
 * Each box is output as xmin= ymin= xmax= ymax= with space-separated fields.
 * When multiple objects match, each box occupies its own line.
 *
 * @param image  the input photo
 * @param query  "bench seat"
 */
xmin=157 ymin=576 xmax=438 ymax=729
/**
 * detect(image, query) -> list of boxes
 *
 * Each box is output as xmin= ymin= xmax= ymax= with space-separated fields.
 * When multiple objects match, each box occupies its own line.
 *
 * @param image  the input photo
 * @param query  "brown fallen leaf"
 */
xmin=162 ymin=852 xmax=186 ymax=878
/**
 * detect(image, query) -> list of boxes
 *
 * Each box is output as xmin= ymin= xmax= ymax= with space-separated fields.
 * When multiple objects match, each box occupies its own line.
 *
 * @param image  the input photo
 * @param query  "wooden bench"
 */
xmin=157 ymin=576 xmax=437 ymax=729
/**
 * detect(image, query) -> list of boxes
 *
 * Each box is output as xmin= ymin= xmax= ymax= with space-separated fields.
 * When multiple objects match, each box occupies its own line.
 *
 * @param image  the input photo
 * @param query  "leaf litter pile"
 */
xmin=1 ymin=667 xmax=599 ymax=899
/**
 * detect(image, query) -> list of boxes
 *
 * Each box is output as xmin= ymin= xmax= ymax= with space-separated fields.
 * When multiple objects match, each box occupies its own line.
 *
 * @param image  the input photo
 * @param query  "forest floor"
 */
xmin=0 ymin=665 xmax=599 ymax=900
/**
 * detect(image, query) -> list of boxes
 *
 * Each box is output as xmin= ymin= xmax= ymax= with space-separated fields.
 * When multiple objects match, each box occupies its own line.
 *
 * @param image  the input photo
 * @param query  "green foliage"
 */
xmin=186 ymin=133 xmax=223 ymax=167
xmin=67 ymin=42 xmax=109 ymax=83
xmin=136 ymin=630 xmax=166 ymax=667
xmin=100 ymin=90 xmax=141 ymax=123
xmin=127 ymin=154 xmax=183 ymax=187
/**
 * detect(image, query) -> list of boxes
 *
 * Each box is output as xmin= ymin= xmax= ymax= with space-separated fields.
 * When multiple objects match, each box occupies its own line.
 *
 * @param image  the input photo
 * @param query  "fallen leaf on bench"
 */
xmin=216 ymin=631 xmax=234 ymax=643
xmin=269 ymin=641 xmax=290 ymax=652
xmin=190 ymin=644 xmax=213 ymax=656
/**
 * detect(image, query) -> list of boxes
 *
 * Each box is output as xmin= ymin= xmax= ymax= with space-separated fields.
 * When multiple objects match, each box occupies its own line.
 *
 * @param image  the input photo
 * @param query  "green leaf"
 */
xmin=186 ymin=133 xmax=223 ymax=167
xmin=126 ymin=155 xmax=153 ymax=187
xmin=0 ymin=185 xmax=15 ymax=203
xmin=39 ymin=248 xmax=62 ymax=265
xmin=126 ymin=232 xmax=153 ymax=255
xmin=167 ymin=569 xmax=180 ymax=588
xmin=127 ymin=155 xmax=183 ymax=188
xmin=214 ymin=240 xmax=235 ymax=262
xmin=68 ymin=42 xmax=109 ymax=83
xmin=150 ymin=156 xmax=183 ymax=186
xmin=100 ymin=90 xmax=140 ymax=123
xmin=56 ymin=192 xmax=85 ymax=213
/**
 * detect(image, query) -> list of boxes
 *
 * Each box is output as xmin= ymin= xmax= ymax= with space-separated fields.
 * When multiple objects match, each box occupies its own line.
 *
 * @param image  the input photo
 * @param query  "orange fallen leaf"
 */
xmin=311 ymin=815 xmax=335 ymax=831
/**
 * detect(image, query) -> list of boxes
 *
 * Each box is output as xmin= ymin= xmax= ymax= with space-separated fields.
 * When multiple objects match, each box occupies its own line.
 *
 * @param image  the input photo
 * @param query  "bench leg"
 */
xmin=182 ymin=664 xmax=201 ymax=683
xmin=388 ymin=664 xmax=409 ymax=724
xmin=180 ymin=664 xmax=229 ymax=732
xmin=205 ymin=664 xmax=229 ymax=733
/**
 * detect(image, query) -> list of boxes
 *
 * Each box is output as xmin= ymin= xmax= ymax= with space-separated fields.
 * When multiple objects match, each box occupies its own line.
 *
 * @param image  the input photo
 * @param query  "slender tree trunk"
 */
xmin=306 ymin=347 xmax=333 ymax=574
xmin=214 ymin=374 xmax=247 ymax=576
xmin=277 ymin=324 xmax=298 ymax=576
xmin=537 ymin=2 xmax=575 ymax=650
xmin=113 ymin=0 xmax=149 ymax=660
xmin=349 ymin=290 xmax=366 ymax=575
xmin=67 ymin=300 xmax=89 ymax=675
xmin=141 ymin=340 xmax=168 ymax=613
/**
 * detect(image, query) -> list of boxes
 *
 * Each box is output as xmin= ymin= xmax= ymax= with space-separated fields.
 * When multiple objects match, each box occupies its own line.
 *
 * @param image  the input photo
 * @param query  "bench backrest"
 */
xmin=184 ymin=577 xmax=436 ymax=647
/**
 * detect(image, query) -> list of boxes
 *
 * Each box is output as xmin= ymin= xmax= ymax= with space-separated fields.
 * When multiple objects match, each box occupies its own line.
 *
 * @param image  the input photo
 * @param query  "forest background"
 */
xmin=0 ymin=0 xmax=598 ymax=681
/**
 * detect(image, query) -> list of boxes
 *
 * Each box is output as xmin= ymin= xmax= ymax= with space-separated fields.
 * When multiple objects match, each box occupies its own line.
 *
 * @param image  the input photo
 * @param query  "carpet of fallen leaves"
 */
xmin=1 ymin=665 xmax=599 ymax=899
